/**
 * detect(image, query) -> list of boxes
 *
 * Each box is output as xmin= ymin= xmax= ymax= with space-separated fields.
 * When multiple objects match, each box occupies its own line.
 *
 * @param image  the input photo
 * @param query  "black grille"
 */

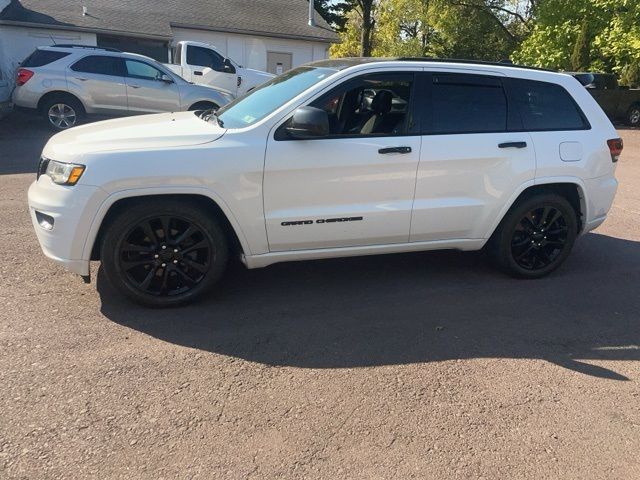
xmin=37 ymin=158 xmax=49 ymax=179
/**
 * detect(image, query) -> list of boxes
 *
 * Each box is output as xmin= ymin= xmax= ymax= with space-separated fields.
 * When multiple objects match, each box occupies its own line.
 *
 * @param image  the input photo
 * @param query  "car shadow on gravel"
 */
xmin=98 ymin=233 xmax=640 ymax=380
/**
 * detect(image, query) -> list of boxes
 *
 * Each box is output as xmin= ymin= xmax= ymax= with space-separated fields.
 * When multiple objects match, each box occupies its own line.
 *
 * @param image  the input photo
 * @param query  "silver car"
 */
xmin=12 ymin=45 xmax=233 ymax=130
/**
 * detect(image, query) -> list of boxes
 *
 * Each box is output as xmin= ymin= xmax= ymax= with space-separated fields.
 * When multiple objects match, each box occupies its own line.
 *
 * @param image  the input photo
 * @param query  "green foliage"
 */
xmin=513 ymin=0 xmax=640 ymax=74
xmin=570 ymin=21 xmax=591 ymax=71
xmin=620 ymin=60 xmax=640 ymax=88
xmin=332 ymin=0 xmax=523 ymax=60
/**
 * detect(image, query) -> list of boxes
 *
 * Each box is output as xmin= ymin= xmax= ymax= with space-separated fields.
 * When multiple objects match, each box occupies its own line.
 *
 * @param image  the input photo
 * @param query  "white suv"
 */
xmin=28 ymin=59 xmax=622 ymax=307
xmin=13 ymin=45 xmax=233 ymax=130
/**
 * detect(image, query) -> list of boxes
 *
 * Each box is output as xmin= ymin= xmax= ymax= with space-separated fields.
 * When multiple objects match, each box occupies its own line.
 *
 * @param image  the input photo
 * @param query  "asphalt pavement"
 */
xmin=1 ymin=112 xmax=639 ymax=479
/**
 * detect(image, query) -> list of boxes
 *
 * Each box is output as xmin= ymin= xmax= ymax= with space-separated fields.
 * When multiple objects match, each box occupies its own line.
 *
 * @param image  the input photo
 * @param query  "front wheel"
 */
xmin=488 ymin=193 xmax=578 ymax=278
xmin=101 ymin=199 xmax=228 ymax=307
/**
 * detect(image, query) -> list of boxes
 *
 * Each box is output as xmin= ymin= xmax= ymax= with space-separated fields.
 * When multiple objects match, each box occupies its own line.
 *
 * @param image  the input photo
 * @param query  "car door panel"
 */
xmin=123 ymin=59 xmax=181 ymax=113
xmin=264 ymin=136 xmax=421 ymax=251
xmin=411 ymin=132 xmax=535 ymax=241
xmin=410 ymin=72 xmax=536 ymax=242
xmin=263 ymin=70 xmax=422 ymax=252
xmin=186 ymin=45 xmax=237 ymax=94
xmin=67 ymin=55 xmax=127 ymax=115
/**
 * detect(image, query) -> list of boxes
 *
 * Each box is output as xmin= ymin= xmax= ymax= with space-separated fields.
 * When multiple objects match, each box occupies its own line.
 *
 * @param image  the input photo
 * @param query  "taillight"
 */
xmin=16 ymin=68 xmax=34 ymax=86
xmin=607 ymin=138 xmax=623 ymax=163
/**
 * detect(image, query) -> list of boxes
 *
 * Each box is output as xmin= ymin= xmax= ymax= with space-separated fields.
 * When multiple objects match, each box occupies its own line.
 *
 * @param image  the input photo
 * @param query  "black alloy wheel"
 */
xmin=510 ymin=206 xmax=569 ymax=271
xmin=101 ymin=200 xmax=228 ymax=307
xmin=119 ymin=215 xmax=213 ymax=296
xmin=488 ymin=193 xmax=578 ymax=278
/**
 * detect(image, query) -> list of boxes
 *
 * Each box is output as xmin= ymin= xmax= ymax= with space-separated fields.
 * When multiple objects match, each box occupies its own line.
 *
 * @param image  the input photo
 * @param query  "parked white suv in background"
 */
xmin=28 ymin=58 xmax=622 ymax=307
xmin=164 ymin=41 xmax=274 ymax=96
xmin=12 ymin=45 xmax=233 ymax=130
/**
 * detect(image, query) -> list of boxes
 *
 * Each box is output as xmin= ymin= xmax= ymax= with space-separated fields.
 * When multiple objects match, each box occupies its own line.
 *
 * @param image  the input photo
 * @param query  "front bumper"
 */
xmin=28 ymin=177 xmax=108 ymax=276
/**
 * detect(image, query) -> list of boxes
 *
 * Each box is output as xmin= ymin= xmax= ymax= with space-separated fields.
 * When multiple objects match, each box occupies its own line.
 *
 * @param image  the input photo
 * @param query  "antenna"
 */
xmin=49 ymin=34 xmax=57 ymax=45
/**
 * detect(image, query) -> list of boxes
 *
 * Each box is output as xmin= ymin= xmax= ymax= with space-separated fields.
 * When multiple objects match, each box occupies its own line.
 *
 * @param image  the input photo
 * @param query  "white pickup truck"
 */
xmin=164 ymin=41 xmax=274 ymax=97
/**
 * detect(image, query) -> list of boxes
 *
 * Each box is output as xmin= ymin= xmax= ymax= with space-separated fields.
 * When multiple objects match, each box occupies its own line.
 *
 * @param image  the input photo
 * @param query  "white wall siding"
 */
xmin=0 ymin=25 xmax=96 ymax=94
xmin=171 ymin=27 xmax=329 ymax=70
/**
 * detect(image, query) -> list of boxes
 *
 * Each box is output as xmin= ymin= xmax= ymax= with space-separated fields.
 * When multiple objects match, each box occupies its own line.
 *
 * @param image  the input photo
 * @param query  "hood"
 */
xmin=243 ymin=68 xmax=276 ymax=81
xmin=43 ymin=112 xmax=226 ymax=160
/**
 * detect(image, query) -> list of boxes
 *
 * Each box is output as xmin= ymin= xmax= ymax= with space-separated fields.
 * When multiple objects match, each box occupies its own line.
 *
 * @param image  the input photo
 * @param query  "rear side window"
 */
xmin=430 ymin=74 xmax=507 ymax=134
xmin=70 ymin=55 xmax=123 ymax=76
xmin=22 ymin=50 xmax=70 ymax=67
xmin=511 ymin=79 xmax=588 ymax=131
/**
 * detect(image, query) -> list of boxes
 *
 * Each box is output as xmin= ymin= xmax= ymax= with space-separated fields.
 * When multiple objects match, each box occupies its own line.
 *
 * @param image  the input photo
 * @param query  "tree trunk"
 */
xmin=360 ymin=1 xmax=374 ymax=56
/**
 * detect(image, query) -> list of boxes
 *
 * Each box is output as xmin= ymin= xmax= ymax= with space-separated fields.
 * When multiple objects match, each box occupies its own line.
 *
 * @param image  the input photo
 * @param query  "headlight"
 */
xmin=44 ymin=159 xmax=85 ymax=185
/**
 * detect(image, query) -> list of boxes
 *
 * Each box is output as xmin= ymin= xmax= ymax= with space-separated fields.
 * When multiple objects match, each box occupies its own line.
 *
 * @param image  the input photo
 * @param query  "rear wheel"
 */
xmin=101 ymin=199 xmax=228 ymax=307
xmin=41 ymin=94 xmax=84 ymax=130
xmin=627 ymin=104 xmax=640 ymax=127
xmin=488 ymin=193 xmax=578 ymax=278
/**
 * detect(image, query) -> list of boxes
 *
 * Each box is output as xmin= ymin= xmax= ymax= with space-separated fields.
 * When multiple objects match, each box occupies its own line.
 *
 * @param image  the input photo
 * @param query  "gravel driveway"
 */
xmin=1 ymin=113 xmax=639 ymax=479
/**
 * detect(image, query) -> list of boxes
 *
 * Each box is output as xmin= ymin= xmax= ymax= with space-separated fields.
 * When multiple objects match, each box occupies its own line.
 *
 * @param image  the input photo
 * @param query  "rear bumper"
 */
xmin=28 ymin=178 xmax=108 ymax=276
xmin=583 ymin=175 xmax=618 ymax=233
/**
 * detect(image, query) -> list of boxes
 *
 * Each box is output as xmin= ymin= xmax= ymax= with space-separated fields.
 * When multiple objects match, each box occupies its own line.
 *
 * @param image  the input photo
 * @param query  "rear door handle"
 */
xmin=75 ymin=77 xmax=88 ymax=81
xmin=498 ymin=142 xmax=527 ymax=149
xmin=129 ymin=84 xmax=141 ymax=89
xmin=194 ymin=71 xmax=203 ymax=76
xmin=378 ymin=146 xmax=412 ymax=155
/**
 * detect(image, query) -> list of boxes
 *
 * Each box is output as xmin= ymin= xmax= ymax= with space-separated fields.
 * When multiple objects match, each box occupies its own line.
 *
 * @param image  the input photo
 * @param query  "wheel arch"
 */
xmin=188 ymin=100 xmax=219 ymax=111
xmin=37 ymin=90 xmax=86 ymax=114
xmin=86 ymin=191 xmax=248 ymax=262
xmin=487 ymin=180 xmax=587 ymax=241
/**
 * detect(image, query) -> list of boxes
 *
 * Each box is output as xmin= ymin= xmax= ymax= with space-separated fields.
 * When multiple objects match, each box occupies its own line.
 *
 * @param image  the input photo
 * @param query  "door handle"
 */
xmin=378 ymin=146 xmax=412 ymax=155
xmin=75 ymin=77 xmax=89 ymax=81
xmin=194 ymin=71 xmax=203 ymax=76
xmin=498 ymin=142 xmax=527 ymax=149
xmin=129 ymin=84 xmax=141 ymax=89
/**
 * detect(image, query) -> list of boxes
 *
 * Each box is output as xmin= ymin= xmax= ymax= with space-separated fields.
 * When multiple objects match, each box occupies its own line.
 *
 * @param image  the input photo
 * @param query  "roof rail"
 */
xmin=396 ymin=57 xmax=555 ymax=72
xmin=51 ymin=44 xmax=122 ymax=53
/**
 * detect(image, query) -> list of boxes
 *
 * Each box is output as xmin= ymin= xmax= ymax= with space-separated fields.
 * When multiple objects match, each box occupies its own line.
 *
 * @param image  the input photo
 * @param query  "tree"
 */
xmin=313 ymin=0 xmax=351 ymax=31
xmin=570 ymin=20 xmax=591 ymax=71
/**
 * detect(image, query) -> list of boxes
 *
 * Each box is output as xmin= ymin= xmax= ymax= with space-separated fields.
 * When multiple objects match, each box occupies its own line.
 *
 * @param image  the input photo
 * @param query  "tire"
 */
xmin=100 ymin=199 xmax=229 ymax=307
xmin=626 ymin=104 xmax=640 ymax=127
xmin=41 ymin=94 xmax=84 ymax=131
xmin=487 ymin=193 xmax=578 ymax=279
xmin=188 ymin=101 xmax=218 ymax=111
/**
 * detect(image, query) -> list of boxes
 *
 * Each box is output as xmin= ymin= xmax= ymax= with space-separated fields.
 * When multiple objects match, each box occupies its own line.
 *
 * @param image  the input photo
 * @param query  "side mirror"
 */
xmin=159 ymin=74 xmax=174 ymax=83
xmin=223 ymin=58 xmax=236 ymax=74
xmin=285 ymin=106 xmax=330 ymax=139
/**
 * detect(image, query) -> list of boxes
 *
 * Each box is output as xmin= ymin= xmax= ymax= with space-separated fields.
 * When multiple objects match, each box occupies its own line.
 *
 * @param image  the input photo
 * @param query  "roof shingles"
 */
xmin=0 ymin=0 xmax=339 ymax=42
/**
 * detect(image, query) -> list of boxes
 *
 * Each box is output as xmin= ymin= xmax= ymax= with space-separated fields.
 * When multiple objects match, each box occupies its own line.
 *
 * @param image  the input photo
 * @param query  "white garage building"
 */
xmin=0 ymin=0 xmax=338 ymax=104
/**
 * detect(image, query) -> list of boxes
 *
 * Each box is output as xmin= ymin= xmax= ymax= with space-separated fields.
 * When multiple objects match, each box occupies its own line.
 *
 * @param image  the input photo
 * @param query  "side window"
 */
xmin=71 ymin=55 xmax=123 ymax=76
xmin=511 ymin=79 xmax=588 ymax=131
xmin=186 ymin=45 xmax=224 ymax=71
xmin=22 ymin=50 xmax=70 ymax=67
xmin=124 ymin=60 xmax=165 ymax=81
xmin=429 ymin=74 xmax=507 ymax=134
xmin=306 ymin=72 xmax=414 ymax=137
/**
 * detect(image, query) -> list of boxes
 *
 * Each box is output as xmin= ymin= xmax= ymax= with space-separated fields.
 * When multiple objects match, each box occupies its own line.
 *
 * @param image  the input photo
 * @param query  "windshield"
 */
xmin=216 ymin=66 xmax=338 ymax=128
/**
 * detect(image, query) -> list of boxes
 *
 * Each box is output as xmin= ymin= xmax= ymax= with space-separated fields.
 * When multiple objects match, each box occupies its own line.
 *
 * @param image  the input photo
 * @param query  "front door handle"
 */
xmin=194 ymin=71 xmax=203 ymax=76
xmin=498 ymin=141 xmax=527 ymax=149
xmin=129 ymin=84 xmax=141 ymax=89
xmin=378 ymin=146 xmax=412 ymax=155
xmin=75 ymin=77 xmax=89 ymax=81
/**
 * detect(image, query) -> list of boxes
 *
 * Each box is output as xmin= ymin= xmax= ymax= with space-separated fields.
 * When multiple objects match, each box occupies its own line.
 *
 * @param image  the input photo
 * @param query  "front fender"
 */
xmin=81 ymin=186 xmax=254 ymax=262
